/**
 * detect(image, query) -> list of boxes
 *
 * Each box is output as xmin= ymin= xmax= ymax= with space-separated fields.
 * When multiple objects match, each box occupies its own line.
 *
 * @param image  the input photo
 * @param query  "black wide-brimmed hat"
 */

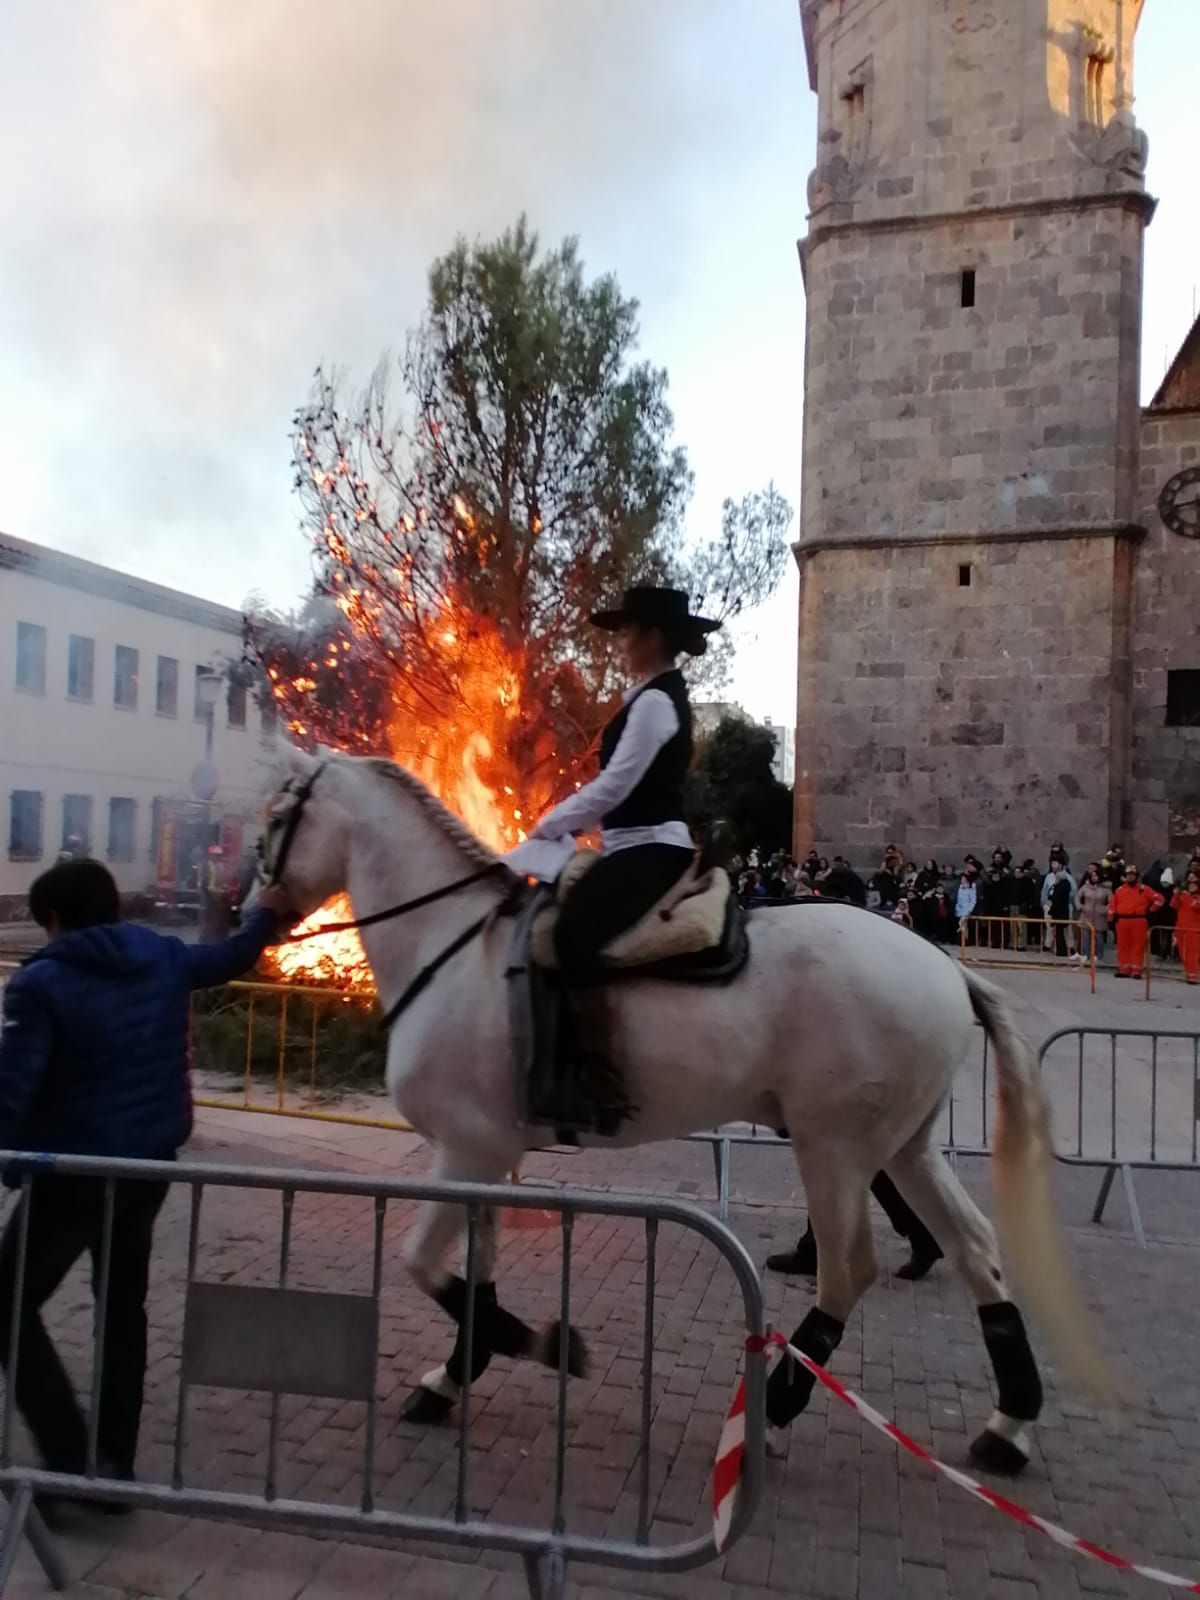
xmin=590 ymin=586 xmax=720 ymax=641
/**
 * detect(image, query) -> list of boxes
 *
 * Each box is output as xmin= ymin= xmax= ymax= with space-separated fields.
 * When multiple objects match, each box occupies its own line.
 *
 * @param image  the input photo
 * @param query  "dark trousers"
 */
xmin=554 ymin=844 xmax=694 ymax=980
xmin=796 ymin=1171 xmax=940 ymax=1255
xmin=0 ymin=1175 xmax=169 ymax=1474
xmin=870 ymin=1171 xmax=940 ymax=1255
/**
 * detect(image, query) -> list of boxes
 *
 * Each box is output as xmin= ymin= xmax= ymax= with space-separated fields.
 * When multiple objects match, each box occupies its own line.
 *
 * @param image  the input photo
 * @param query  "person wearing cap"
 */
xmin=1108 ymin=866 xmax=1165 ymax=979
xmin=527 ymin=585 xmax=719 ymax=978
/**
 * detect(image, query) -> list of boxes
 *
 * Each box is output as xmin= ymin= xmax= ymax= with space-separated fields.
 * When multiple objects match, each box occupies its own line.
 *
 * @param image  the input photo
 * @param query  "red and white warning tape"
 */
xmin=714 ymin=1332 xmax=1200 ymax=1592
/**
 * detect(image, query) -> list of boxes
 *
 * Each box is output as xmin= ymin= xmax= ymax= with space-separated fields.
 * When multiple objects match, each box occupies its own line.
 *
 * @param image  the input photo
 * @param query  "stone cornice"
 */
xmin=792 ymin=521 xmax=1146 ymax=566
xmin=804 ymin=187 xmax=1157 ymax=254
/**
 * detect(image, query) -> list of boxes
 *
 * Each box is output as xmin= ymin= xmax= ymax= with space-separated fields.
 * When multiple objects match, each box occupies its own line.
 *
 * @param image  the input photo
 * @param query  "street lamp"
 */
xmin=195 ymin=667 xmax=222 ymax=761
xmin=193 ymin=667 xmax=223 ymax=844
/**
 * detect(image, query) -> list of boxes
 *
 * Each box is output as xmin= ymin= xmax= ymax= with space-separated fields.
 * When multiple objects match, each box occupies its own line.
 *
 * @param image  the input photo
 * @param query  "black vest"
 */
xmin=599 ymin=669 xmax=692 ymax=831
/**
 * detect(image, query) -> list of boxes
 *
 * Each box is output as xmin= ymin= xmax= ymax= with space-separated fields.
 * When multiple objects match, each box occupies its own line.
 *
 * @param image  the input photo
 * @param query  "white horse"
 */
xmin=259 ymin=748 xmax=1112 ymax=1471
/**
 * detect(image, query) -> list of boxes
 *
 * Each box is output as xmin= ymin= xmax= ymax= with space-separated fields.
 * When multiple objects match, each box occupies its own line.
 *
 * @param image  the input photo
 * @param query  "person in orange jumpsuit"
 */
xmin=1171 ymin=869 xmax=1200 ymax=984
xmin=1108 ymin=866 xmax=1165 ymax=978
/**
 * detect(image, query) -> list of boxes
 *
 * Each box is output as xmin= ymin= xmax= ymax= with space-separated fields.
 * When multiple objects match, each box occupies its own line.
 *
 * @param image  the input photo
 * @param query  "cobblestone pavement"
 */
xmin=5 ymin=967 xmax=1200 ymax=1599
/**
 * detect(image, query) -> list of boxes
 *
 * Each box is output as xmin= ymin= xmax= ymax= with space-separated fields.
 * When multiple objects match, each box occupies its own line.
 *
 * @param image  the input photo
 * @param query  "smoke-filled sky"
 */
xmin=1 ymin=2 xmax=1195 ymax=722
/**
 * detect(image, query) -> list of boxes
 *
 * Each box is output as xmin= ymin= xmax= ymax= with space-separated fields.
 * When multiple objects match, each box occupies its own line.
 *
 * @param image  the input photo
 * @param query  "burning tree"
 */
xmin=247 ymin=217 xmax=791 ymax=852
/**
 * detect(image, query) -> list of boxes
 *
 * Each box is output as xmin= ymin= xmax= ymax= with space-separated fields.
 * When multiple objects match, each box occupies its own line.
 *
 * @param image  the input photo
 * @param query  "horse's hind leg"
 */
xmin=402 ymin=1147 xmax=588 ymax=1425
xmin=885 ymin=1134 xmax=1043 ymax=1475
xmin=766 ymin=1148 xmax=877 ymax=1433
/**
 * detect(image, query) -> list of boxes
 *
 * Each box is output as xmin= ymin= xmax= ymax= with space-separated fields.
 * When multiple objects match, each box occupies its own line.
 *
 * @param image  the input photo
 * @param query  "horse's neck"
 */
xmin=343 ymin=773 xmax=500 ymax=993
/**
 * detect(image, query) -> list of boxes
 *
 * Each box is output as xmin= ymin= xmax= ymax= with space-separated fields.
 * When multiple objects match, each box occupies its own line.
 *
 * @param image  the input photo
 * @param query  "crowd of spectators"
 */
xmin=735 ymin=839 xmax=1200 ymax=978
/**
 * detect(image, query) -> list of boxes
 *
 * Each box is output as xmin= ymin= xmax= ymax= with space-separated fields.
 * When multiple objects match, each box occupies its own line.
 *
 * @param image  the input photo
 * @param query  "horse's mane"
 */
xmin=346 ymin=755 xmax=500 ymax=869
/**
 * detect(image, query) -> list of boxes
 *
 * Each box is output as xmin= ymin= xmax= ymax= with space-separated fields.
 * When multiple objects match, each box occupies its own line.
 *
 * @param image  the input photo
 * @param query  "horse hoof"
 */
xmin=401 ymin=1385 xmax=455 ymax=1425
xmin=538 ymin=1319 xmax=589 ymax=1378
xmin=968 ymin=1425 xmax=1030 ymax=1476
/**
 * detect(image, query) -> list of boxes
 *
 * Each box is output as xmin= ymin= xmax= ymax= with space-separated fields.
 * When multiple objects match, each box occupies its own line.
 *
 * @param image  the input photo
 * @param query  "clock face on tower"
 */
xmin=1158 ymin=466 xmax=1200 ymax=539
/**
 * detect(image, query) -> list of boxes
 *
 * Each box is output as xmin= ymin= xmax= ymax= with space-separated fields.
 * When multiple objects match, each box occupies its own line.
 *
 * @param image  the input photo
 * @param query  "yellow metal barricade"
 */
xmin=190 ymin=979 xmax=417 ymax=1133
xmin=958 ymin=916 xmax=1097 ymax=993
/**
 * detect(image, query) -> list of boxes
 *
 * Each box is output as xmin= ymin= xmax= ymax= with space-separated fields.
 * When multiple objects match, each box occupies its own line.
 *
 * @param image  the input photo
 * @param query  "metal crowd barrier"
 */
xmin=0 ymin=1156 xmax=766 ymax=1599
xmin=1037 ymin=1027 xmax=1200 ymax=1248
xmin=959 ymin=916 xmax=1098 ymax=992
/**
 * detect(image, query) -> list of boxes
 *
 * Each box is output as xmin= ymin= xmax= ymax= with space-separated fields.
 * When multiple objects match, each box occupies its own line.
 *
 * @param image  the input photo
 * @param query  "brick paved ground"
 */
xmin=4 ymin=965 xmax=1199 ymax=1599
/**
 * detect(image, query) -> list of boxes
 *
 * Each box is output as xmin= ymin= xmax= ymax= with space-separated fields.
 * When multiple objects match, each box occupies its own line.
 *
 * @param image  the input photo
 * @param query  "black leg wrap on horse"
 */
xmin=444 ymin=1282 xmax=497 ymax=1386
xmin=432 ymin=1273 xmax=471 ymax=1323
xmin=436 ymin=1279 xmax=539 ymax=1386
xmin=978 ymin=1300 xmax=1043 ymax=1420
xmin=764 ymin=1307 xmax=845 ymax=1429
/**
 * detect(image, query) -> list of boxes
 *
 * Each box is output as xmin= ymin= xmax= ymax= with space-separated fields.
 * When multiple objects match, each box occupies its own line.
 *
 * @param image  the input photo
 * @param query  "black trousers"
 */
xmin=0 ymin=1175 xmax=169 ymax=1475
xmin=870 ymin=1171 xmax=940 ymax=1255
xmin=554 ymin=843 xmax=694 ymax=980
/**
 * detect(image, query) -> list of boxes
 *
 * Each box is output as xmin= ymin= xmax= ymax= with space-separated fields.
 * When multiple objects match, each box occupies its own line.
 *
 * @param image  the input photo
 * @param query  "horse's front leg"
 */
xmin=401 ymin=1147 xmax=588 ymax=1425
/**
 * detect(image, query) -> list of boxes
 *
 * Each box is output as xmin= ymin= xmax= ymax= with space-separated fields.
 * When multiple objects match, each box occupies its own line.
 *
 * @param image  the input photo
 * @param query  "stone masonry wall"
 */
xmin=793 ymin=535 xmax=1128 ymax=864
xmin=1129 ymin=409 xmax=1200 ymax=862
xmin=805 ymin=0 xmax=1147 ymax=223
xmin=801 ymin=203 xmax=1146 ymax=548
xmin=793 ymin=0 xmax=1151 ymax=864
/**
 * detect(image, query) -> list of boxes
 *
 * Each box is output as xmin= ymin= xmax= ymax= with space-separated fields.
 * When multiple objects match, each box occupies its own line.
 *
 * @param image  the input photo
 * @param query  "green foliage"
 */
xmin=190 ymin=989 xmax=386 ymax=1092
xmin=687 ymin=716 xmax=793 ymax=855
xmin=247 ymin=217 xmax=791 ymax=804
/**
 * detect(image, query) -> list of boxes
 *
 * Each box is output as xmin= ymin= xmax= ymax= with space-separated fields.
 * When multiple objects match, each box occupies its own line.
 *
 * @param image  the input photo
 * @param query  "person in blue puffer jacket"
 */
xmin=0 ymin=858 xmax=292 ymax=1496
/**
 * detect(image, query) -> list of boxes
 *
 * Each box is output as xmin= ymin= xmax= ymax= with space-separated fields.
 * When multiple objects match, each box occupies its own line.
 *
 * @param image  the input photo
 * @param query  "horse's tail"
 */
xmin=964 ymin=968 xmax=1123 ymax=1405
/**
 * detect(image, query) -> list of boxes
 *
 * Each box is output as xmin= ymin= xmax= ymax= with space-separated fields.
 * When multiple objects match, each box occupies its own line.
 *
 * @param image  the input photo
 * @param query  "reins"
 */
xmin=281 ymin=865 xmax=506 ymax=942
xmin=263 ymin=762 xmax=522 ymax=1031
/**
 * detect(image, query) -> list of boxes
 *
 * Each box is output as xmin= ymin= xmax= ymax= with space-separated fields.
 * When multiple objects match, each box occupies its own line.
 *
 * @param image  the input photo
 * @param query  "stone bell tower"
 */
xmin=793 ymin=0 xmax=1152 ymax=861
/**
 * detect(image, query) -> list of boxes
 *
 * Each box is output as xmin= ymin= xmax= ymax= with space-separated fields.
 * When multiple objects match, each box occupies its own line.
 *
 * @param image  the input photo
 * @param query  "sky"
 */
xmin=1 ymin=2 xmax=1196 ymax=726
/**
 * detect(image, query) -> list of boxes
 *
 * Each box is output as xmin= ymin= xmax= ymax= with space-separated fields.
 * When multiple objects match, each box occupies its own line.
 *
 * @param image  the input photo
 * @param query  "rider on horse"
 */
xmin=527 ymin=585 xmax=719 ymax=978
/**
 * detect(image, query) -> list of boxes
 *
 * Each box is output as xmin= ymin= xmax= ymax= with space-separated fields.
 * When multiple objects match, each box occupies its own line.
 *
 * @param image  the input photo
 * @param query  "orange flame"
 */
xmin=265 ymin=590 xmax=560 ymax=994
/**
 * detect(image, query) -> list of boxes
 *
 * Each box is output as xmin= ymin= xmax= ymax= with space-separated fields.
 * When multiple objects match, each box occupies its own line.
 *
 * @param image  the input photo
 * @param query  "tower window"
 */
xmin=960 ymin=269 xmax=976 ymax=309
xmin=1166 ymin=670 xmax=1200 ymax=728
xmin=958 ymin=563 xmax=972 ymax=588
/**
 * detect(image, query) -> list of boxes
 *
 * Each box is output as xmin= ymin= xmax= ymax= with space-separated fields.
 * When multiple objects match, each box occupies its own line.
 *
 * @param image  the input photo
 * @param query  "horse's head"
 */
xmin=257 ymin=748 xmax=352 ymax=920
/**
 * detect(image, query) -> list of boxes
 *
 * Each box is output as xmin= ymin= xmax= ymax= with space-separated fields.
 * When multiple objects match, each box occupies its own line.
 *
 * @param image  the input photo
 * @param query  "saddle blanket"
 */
xmin=530 ymin=852 xmax=731 ymax=970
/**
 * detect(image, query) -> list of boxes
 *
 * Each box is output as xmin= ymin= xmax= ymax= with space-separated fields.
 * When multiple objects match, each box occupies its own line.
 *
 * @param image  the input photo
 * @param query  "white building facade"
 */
xmin=764 ymin=720 xmax=796 ymax=788
xmin=1 ymin=533 xmax=276 ymax=907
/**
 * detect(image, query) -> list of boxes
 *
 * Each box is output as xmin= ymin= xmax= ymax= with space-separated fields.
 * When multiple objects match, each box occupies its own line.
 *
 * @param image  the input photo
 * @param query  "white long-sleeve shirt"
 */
xmin=504 ymin=686 xmax=692 ymax=879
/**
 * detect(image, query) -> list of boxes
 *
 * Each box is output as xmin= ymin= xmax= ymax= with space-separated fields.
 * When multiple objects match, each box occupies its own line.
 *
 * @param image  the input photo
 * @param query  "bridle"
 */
xmin=261 ymin=762 xmax=518 ymax=1029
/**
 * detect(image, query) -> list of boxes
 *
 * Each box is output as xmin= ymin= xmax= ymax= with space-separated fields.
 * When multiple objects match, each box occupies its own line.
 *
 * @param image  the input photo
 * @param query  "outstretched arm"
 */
xmin=182 ymin=905 xmax=284 ymax=991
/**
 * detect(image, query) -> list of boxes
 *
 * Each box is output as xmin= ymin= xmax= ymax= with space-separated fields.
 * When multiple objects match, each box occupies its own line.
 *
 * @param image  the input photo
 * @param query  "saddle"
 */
xmin=507 ymin=832 xmax=749 ymax=1142
xmin=529 ymin=851 xmax=743 ymax=975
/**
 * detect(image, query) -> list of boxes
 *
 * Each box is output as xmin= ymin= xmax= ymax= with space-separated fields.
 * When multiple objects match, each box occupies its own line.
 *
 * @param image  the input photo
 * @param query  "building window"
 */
xmin=67 ymin=634 xmax=95 ymax=701
xmin=114 ymin=645 xmax=139 ymax=710
xmin=227 ymin=679 xmax=247 ymax=730
xmin=1165 ymin=670 xmax=1200 ymax=728
xmin=958 ymin=563 xmax=972 ymax=588
xmin=108 ymin=797 xmax=136 ymax=862
xmin=9 ymin=791 xmax=43 ymax=861
xmin=960 ymin=269 xmax=976 ymax=309
xmin=62 ymin=794 xmax=93 ymax=855
xmin=157 ymin=655 xmax=179 ymax=718
xmin=15 ymin=622 xmax=47 ymax=694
